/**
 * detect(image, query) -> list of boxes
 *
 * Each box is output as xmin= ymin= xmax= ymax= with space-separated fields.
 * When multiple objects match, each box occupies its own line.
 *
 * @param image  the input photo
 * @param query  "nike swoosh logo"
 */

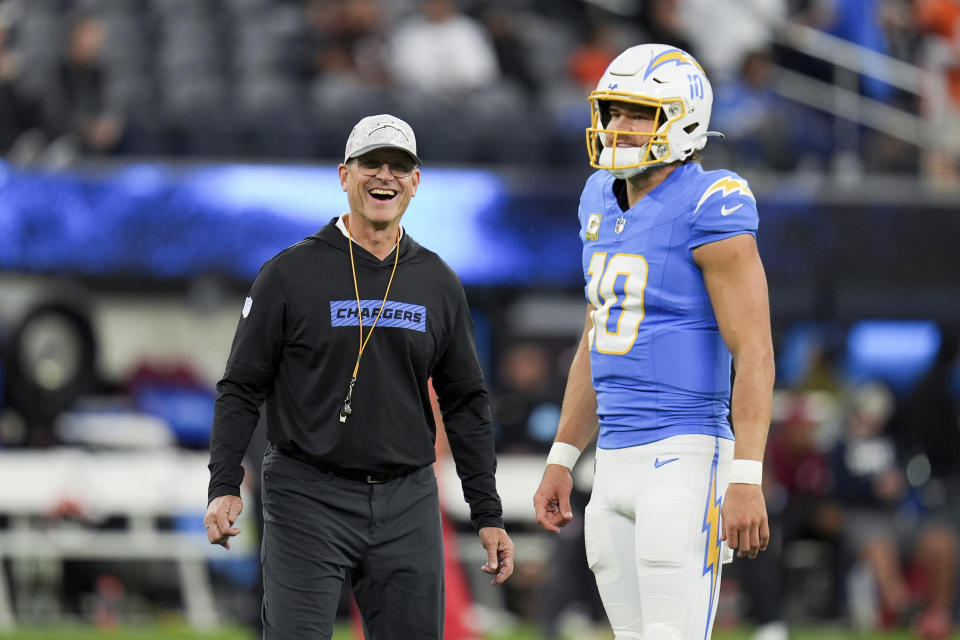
xmin=720 ymin=203 xmax=743 ymax=216
xmin=654 ymin=457 xmax=679 ymax=468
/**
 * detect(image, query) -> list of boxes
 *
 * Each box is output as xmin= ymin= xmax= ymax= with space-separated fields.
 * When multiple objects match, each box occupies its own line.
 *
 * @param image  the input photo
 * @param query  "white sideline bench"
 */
xmin=0 ymin=448 xmax=256 ymax=631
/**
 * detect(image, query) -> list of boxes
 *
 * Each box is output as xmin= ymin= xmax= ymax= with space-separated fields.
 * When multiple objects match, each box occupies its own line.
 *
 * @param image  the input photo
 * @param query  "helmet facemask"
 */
xmin=587 ymin=91 xmax=688 ymax=179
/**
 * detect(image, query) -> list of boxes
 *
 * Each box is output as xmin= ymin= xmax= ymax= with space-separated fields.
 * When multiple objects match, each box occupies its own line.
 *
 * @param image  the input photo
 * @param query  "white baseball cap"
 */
xmin=343 ymin=114 xmax=421 ymax=166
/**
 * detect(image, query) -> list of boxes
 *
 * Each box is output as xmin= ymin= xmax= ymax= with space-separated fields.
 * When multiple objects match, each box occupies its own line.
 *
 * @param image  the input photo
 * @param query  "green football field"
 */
xmin=0 ymin=625 xmax=958 ymax=639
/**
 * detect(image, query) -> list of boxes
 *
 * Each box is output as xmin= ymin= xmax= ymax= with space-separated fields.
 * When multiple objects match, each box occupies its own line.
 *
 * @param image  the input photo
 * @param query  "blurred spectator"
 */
xmin=638 ymin=0 xmax=697 ymax=55
xmin=765 ymin=392 xmax=846 ymax=615
xmin=825 ymin=0 xmax=897 ymax=101
xmin=294 ymin=0 xmax=391 ymax=87
xmin=389 ymin=0 xmax=501 ymax=99
xmin=768 ymin=393 xmax=837 ymax=502
xmin=46 ymin=13 xmax=123 ymax=157
xmin=890 ymin=324 xmax=960 ymax=639
xmin=289 ymin=0 xmax=334 ymax=82
xmin=711 ymin=49 xmax=800 ymax=170
xmin=734 ymin=339 xmax=843 ymax=636
xmin=890 ymin=325 xmax=960 ymax=510
xmin=492 ymin=342 xmax=561 ymax=453
xmin=0 ymin=19 xmax=44 ymax=158
xmin=915 ymin=0 xmax=960 ymax=187
xmin=680 ymin=0 xmax=786 ymax=81
xmin=770 ymin=0 xmax=837 ymax=98
xmin=731 ymin=390 xmax=843 ymax=640
xmin=831 ymin=382 xmax=958 ymax=637
xmin=883 ymin=0 xmax=925 ymax=61
xmin=797 ymin=339 xmax=845 ymax=395
xmin=831 ymin=383 xmax=957 ymax=638
xmin=785 ymin=0 xmax=837 ymax=26
xmin=567 ymin=23 xmax=622 ymax=92
xmin=480 ymin=5 xmax=540 ymax=96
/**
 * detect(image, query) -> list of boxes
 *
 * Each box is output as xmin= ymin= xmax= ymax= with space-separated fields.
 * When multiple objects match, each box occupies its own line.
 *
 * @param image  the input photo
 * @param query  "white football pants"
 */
xmin=584 ymin=434 xmax=734 ymax=640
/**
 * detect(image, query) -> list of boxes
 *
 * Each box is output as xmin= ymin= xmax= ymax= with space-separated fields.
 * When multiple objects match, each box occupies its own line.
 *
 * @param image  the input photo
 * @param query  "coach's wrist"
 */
xmin=546 ymin=442 xmax=581 ymax=471
xmin=729 ymin=459 xmax=763 ymax=485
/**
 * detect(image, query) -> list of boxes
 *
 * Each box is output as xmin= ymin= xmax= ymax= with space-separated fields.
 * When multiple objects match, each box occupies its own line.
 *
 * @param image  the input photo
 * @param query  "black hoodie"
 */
xmin=208 ymin=218 xmax=503 ymax=530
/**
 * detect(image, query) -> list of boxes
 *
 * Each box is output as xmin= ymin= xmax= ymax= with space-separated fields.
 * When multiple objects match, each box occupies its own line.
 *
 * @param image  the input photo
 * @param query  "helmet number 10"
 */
xmin=688 ymin=74 xmax=704 ymax=100
xmin=586 ymin=252 xmax=649 ymax=354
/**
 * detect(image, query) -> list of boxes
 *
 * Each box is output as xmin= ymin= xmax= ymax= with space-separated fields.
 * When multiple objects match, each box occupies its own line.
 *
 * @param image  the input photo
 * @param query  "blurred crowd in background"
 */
xmin=0 ymin=0 xmax=957 ymax=181
xmin=1 ymin=0 xmax=960 ymax=638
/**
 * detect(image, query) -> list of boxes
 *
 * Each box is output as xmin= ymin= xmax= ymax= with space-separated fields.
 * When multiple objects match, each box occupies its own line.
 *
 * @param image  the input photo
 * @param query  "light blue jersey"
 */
xmin=579 ymin=163 xmax=759 ymax=449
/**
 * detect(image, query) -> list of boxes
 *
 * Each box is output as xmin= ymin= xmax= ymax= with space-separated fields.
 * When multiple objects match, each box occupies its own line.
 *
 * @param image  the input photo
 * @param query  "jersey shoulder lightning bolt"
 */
xmin=683 ymin=166 xmax=759 ymax=249
xmin=691 ymin=170 xmax=756 ymax=215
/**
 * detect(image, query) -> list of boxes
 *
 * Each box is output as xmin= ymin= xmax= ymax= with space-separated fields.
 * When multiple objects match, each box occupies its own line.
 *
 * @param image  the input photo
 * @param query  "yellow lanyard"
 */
xmin=339 ymin=224 xmax=400 ymax=423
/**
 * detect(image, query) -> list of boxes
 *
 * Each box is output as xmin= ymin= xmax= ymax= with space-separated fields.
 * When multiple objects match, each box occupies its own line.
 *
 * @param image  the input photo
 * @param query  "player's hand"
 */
xmin=720 ymin=483 xmax=769 ymax=559
xmin=204 ymin=494 xmax=243 ymax=549
xmin=478 ymin=526 xmax=515 ymax=585
xmin=533 ymin=464 xmax=574 ymax=533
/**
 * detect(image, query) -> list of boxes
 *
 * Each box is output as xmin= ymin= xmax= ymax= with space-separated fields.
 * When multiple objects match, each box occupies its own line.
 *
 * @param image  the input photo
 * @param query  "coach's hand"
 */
xmin=533 ymin=464 xmax=574 ymax=533
xmin=721 ymin=483 xmax=769 ymax=559
xmin=479 ymin=526 xmax=515 ymax=585
xmin=205 ymin=495 xmax=243 ymax=550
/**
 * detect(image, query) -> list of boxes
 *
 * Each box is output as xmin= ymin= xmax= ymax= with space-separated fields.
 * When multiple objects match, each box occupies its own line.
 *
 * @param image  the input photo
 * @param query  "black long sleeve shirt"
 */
xmin=208 ymin=218 xmax=503 ymax=530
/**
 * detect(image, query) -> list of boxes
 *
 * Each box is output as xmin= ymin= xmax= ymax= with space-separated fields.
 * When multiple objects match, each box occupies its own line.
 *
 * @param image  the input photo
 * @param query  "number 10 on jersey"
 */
xmin=586 ymin=252 xmax=649 ymax=355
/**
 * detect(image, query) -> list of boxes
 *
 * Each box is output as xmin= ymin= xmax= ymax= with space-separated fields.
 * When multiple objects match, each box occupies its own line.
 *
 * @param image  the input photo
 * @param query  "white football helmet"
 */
xmin=586 ymin=44 xmax=719 ymax=179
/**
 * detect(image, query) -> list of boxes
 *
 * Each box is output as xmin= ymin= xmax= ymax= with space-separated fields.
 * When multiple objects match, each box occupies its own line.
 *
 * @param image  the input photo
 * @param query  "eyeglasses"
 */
xmin=354 ymin=157 xmax=415 ymax=178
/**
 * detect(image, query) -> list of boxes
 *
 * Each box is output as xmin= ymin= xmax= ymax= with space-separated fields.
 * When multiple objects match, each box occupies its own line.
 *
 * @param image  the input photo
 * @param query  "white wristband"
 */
xmin=546 ymin=442 xmax=582 ymax=471
xmin=729 ymin=459 xmax=763 ymax=485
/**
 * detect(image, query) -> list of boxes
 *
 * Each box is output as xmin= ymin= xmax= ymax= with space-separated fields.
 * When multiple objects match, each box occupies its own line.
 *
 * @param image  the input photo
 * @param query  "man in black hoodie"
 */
xmin=204 ymin=114 xmax=514 ymax=639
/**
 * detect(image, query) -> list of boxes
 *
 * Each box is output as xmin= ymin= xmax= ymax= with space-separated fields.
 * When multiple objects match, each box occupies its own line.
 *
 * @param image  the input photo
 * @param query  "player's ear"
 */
xmin=338 ymin=163 xmax=350 ymax=192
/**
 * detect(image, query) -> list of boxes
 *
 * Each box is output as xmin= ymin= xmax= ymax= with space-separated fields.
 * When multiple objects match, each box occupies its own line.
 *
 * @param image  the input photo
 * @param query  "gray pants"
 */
xmin=260 ymin=445 xmax=444 ymax=639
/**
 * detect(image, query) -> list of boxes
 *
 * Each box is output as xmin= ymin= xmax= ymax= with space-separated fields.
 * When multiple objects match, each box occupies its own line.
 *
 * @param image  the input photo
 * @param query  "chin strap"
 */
xmin=606 ymin=164 xmax=655 ymax=179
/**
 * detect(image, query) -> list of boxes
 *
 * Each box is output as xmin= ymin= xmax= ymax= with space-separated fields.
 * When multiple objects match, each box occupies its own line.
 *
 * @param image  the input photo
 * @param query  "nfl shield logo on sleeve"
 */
xmin=242 ymin=296 xmax=253 ymax=318
xmin=615 ymin=216 xmax=626 ymax=234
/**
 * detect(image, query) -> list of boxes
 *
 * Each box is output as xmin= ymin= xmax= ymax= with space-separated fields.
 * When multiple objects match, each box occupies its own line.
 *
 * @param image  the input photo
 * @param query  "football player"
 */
xmin=534 ymin=43 xmax=775 ymax=639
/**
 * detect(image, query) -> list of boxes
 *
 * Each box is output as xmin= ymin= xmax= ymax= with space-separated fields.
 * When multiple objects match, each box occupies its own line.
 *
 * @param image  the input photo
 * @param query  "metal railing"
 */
xmin=776 ymin=22 xmax=929 ymax=95
xmin=769 ymin=66 xmax=931 ymax=146
xmin=770 ymin=22 xmax=939 ymax=152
